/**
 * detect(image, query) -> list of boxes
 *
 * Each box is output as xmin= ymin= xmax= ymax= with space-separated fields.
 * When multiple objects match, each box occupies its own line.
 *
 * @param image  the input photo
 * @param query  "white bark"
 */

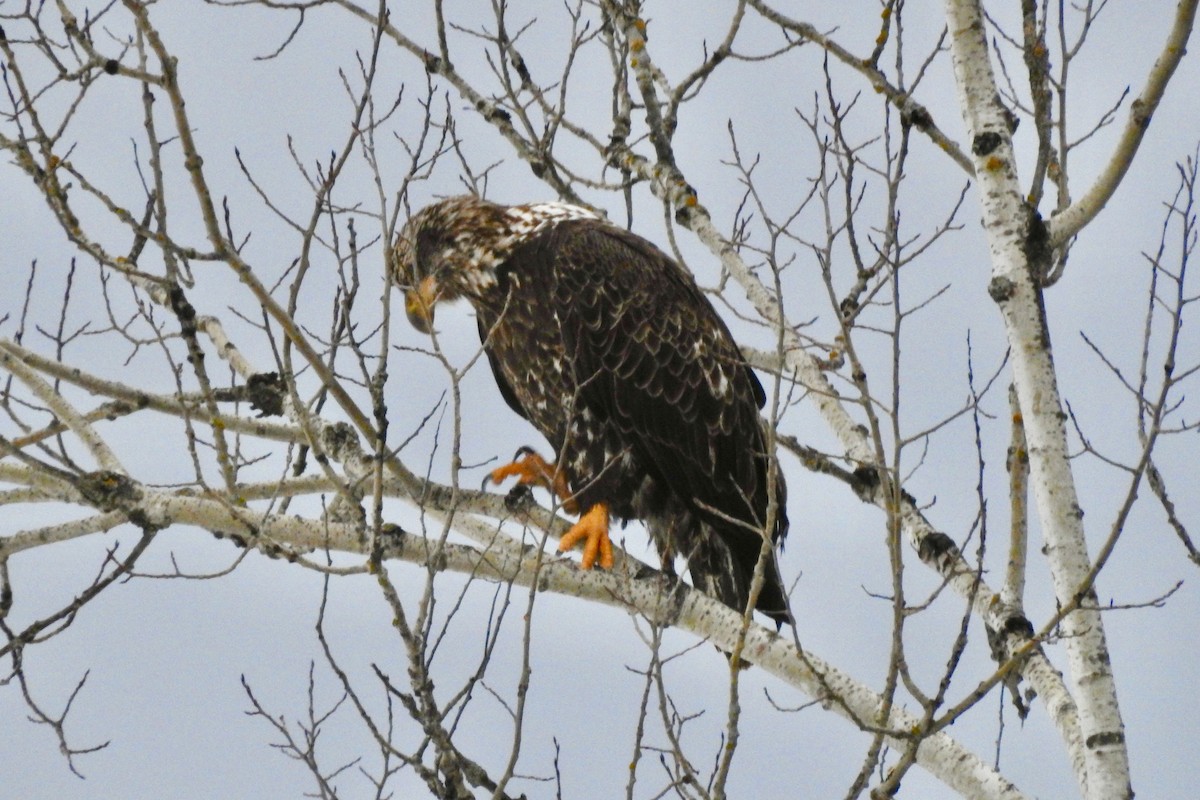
xmin=941 ymin=1 xmax=1130 ymax=797
xmin=0 ymin=457 xmax=1030 ymax=800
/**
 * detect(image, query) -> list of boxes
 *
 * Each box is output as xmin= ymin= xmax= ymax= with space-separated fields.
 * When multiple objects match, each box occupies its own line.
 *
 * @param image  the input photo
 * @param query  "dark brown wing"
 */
xmin=478 ymin=316 xmax=529 ymax=419
xmin=543 ymin=221 xmax=788 ymax=609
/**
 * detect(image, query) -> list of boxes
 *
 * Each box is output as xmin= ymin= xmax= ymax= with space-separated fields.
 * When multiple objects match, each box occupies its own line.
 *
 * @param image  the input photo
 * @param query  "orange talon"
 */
xmin=558 ymin=503 xmax=613 ymax=569
xmin=489 ymin=448 xmax=577 ymax=513
xmin=489 ymin=449 xmax=610 ymax=566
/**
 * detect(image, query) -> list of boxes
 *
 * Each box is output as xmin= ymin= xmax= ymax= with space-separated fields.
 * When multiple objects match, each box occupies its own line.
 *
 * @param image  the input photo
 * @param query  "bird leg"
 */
xmin=487 ymin=446 xmax=578 ymax=514
xmin=488 ymin=448 xmax=612 ymax=569
xmin=558 ymin=502 xmax=614 ymax=570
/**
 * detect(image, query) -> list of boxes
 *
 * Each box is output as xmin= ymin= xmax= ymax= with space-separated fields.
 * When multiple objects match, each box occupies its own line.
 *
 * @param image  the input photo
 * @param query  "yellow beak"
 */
xmin=404 ymin=275 xmax=439 ymax=333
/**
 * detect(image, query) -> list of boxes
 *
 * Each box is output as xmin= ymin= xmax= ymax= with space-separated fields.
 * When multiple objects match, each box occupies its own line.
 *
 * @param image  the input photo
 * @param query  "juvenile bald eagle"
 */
xmin=389 ymin=195 xmax=790 ymax=625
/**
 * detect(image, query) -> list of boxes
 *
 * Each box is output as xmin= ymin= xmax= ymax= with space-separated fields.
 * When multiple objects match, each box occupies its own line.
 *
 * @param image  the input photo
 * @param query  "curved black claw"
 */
xmin=513 ymin=444 xmax=540 ymax=460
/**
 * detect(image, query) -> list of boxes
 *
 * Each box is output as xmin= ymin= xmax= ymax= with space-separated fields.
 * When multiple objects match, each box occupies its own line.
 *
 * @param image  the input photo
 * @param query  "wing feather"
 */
xmin=477 ymin=317 xmax=530 ymax=420
xmin=546 ymin=221 xmax=782 ymax=541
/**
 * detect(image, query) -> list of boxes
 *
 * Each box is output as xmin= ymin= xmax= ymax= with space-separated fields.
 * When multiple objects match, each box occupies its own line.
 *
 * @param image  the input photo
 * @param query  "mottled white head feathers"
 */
xmin=388 ymin=195 xmax=602 ymax=331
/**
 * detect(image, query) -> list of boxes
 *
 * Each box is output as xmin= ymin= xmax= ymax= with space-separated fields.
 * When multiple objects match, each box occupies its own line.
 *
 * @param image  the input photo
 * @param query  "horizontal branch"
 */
xmin=0 ymin=339 xmax=302 ymax=444
xmin=0 ymin=463 xmax=1027 ymax=800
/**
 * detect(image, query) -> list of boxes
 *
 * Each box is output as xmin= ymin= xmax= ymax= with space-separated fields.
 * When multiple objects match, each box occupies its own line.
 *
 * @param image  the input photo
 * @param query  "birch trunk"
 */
xmin=942 ymin=2 xmax=1130 ymax=797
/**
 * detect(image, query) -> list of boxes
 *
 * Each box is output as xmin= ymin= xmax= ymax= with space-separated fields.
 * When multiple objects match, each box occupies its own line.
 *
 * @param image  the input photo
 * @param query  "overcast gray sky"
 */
xmin=2 ymin=2 xmax=1197 ymax=798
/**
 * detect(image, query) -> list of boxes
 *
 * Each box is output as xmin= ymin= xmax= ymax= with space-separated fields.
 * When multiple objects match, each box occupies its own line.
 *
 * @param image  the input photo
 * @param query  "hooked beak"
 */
xmin=404 ymin=274 xmax=439 ymax=334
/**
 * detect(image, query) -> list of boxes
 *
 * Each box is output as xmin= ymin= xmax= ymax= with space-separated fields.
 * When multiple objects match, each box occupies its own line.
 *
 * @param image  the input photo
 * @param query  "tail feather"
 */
xmin=646 ymin=506 xmax=791 ymax=627
xmin=689 ymin=520 xmax=791 ymax=627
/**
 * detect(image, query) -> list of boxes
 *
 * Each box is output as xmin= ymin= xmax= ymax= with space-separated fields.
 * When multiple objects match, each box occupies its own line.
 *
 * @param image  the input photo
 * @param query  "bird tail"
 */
xmin=647 ymin=504 xmax=791 ymax=628
xmin=689 ymin=520 xmax=792 ymax=628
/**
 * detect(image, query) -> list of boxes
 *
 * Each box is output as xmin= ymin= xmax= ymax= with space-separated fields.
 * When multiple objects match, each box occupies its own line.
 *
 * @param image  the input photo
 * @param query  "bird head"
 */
xmin=388 ymin=196 xmax=513 ymax=334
